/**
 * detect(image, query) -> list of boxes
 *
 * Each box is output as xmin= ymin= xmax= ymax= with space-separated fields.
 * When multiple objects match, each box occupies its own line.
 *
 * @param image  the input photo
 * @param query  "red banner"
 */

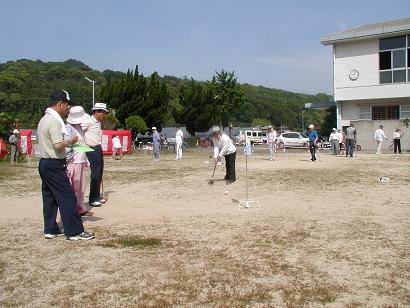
xmin=101 ymin=130 xmax=132 ymax=155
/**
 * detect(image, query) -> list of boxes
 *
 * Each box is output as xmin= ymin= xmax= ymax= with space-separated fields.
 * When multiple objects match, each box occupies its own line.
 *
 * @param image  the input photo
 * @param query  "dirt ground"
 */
xmin=0 ymin=148 xmax=409 ymax=307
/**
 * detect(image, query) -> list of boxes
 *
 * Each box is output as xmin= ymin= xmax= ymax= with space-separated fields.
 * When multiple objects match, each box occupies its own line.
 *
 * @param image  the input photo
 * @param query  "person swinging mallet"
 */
xmin=208 ymin=127 xmax=237 ymax=184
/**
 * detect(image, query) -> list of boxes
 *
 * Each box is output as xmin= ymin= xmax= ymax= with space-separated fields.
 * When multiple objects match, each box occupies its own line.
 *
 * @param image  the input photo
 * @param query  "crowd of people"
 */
xmin=36 ymin=90 xmax=110 ymax=241
xmin=4 ymin=89 xmax=407 ymax=242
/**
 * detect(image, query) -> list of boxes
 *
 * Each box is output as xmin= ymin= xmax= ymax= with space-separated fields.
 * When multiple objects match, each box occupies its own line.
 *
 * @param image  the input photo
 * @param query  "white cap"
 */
xmin=92 ymin=102 xmax=108 ymax=112
xmin=308 ymin=124 xmax=314 ymax=129
xmin=332 ymin=128 xmax=336 ymax=131
xmin=211 ymin=126 xmax=221 ymax=134
xmin=152 ymin=127 xmax=157 ymax=130
xmin=13 ymin=129 xmax=20 ymax=134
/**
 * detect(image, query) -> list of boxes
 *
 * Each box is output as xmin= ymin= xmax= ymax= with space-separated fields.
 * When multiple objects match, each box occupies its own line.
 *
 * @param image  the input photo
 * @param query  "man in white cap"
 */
xmin=9 ymin=129 xmax=20 ymax=164
xmin=37 ymin=90 xmax=94 ymax=240
xmin=212 ymin=127 xmax=237 ymax=183
xmin=82 ymin=102 xmax=108 ymax=207
xmin=267 ymin=125 xmax=277 ymax=161
xmin=152 ymin=126 xmax=160 ymax=161
xmin=329 ymin=128 xmax=339 ymax=155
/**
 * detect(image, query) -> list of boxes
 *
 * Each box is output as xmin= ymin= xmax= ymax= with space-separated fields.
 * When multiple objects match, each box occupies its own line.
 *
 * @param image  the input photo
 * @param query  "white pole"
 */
xmin=245 ymin=151 xmax=248 ymax=202
xmin=92 ymin=80 xmax=95 ymax=107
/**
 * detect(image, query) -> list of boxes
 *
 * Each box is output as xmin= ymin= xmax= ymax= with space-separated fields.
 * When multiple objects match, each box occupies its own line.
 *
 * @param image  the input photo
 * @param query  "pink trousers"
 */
xmin=67 ymin=162 xmax=87 ymax=214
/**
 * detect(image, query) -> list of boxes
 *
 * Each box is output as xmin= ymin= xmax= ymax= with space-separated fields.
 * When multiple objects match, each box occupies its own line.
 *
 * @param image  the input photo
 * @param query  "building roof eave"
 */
xmin=320 ymin=18 xmax=410 ymax=46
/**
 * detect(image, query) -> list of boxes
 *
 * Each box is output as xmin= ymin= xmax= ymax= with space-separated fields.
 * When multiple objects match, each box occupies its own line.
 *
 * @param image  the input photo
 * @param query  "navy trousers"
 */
xmin=38 ymin=158 xmax=84 ymax=236
xmin=86 ymin=145 xmax=104 ymax=203
xmin=309 ymin=141 xmax=317 ymax=161
xmin=224 ymin=151 xmax=236 ymax=182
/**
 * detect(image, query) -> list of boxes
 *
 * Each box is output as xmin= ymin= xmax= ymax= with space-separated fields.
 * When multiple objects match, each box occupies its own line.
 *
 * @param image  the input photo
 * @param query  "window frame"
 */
xmin=379 ymin=35 xmax=408 ymax=84
xmin=358 ymin=105 xmax=372 ymax=120
xmin=400 ymin=105 xmax=410 ymax=119
xmin=371 ymin=105 xmax=400 ymax=120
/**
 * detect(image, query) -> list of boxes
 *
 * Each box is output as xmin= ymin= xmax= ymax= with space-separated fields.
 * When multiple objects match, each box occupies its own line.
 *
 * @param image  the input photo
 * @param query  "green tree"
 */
xmin=252 ymin=118 xmax=270 ymax=127
xmin=209 ymin=70 xmax=245 ymax=128
xmin=125 ymin=115 xmax=148 ymax=134
xmin=100 ymin=67 xmax=170 ymax=129
xmin=101 ymin=112 xmax=121 ymax=130
xmin=0 ymin=112 xmax=17 ymax=138
xmin=174 ymin=79 xmax=213 ymax=135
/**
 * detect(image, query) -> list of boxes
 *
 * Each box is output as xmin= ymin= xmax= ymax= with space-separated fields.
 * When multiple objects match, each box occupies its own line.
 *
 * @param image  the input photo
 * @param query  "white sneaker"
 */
xmin=44 ymin=233 xmax=59 ymax=239
xmin=90 ymin=201 xmax=102 ymax=207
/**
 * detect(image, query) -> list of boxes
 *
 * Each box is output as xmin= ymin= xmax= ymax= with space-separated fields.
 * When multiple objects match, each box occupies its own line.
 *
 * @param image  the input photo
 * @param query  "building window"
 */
xmin=358 ymin=106 xmax=371 ymax=120
xmin=400 ymin=105 xmax=410 ymax=119
xmin=379 ymin=35 xmax=408 ymax=84
xmin=372 ymin=105 xmax=399 ymax=120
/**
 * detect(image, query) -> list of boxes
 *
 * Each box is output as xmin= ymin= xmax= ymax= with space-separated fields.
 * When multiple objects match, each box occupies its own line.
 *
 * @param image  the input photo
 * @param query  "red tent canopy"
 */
xmin=101 ymin=130 xmax=132 ymax=155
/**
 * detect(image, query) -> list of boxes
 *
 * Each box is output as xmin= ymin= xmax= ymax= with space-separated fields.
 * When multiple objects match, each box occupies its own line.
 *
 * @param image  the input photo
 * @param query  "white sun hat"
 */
xmin=91 ymin=102 xmax=108 ymax=112
xmin=67 ymin=106 xmax=90 ymax=124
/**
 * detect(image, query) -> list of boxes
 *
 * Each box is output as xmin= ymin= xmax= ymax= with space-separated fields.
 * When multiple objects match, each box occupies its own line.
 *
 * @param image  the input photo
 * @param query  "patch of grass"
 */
xmin=99 ymin=236 xmax=162 ymax=248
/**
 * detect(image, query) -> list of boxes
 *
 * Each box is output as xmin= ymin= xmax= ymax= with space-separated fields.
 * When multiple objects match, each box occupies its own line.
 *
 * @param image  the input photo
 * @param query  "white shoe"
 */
xmin=99 ymin=198 xmax=106 ymax=204
xmin=44 ymin=233 xmax=59 ymax=239
xmin=90 ymin=201 xmax=102 ymax=207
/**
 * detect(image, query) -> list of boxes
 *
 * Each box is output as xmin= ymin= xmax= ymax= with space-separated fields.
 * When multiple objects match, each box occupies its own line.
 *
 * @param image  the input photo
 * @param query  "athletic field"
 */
xmin=0 ymin=150 xmax=409 ymax=307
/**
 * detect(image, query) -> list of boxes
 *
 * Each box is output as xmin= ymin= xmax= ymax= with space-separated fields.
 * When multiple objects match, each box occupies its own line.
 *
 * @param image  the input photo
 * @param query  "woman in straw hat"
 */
xmin=66 ymin=106 xmax=93 ymax=216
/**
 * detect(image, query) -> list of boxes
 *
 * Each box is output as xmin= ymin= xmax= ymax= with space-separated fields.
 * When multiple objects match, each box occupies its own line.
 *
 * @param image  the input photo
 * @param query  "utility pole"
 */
xmin=84 ymin=77 xmax=96 ymax=107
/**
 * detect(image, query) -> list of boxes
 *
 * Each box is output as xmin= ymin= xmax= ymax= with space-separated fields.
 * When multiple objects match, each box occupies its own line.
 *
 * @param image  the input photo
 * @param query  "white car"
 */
xmin=277 ymin=132 xmax=309 ymax=149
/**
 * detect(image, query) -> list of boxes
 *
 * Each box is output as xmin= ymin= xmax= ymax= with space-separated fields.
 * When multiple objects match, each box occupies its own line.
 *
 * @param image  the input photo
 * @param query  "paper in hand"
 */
xmin=71 ymin=143 xmax=94 ymax=153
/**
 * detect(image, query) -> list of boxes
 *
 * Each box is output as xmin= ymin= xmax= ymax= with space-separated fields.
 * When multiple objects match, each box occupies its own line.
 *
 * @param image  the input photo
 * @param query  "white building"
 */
xmin=321 ymin=18 xmax=410 ymax=151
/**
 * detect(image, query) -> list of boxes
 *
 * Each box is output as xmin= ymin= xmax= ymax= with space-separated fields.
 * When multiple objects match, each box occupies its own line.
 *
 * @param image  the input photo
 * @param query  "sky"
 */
xmin=1 ymin=0 xmax=409 ymax=95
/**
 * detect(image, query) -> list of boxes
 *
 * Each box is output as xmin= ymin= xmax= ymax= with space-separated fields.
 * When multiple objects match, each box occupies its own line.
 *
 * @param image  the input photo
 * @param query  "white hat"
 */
xmin=211 ymin=126 xmax=221 ymax=134
xmin=308 ymin=124 xmax=314 ymax=129
xmin=67 ymin=106 xmax=90 ymax=124
xmin=152 ymin=127 xmax=157 ymax=130
xmin=268 ymin=125 xmax=272 ymax=128
xmin=332 ymin=128 xmax=336 ymax=131
xmin=92 ymin=102 xmax=108 ymax=112
xmin=13 ymin=129 xmax=20 ymax=134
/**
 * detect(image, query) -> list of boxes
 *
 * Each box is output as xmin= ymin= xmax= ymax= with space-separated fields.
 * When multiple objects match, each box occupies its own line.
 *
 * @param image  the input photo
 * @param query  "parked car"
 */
xmin=277 ymin=132 xmax=309 ymax=149
xmin=235 ymin=129 xmax=266 ymax=145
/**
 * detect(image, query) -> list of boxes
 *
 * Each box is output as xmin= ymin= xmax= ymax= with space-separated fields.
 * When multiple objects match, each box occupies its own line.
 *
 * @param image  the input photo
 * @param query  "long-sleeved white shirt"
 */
xmin=214 ymin=134 xmax=236 ymax=158
xmin=267 ymin=131 xmax=277 ymax=143
xmin=374 ymin=129 xmax=387 ymax=141
xmin=175 ymin=129 xmax=184 ymax=143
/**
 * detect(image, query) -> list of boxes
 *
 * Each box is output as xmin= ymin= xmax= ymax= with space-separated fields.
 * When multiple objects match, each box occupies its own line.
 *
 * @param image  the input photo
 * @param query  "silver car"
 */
xmin=277 ymin=132 xmax=309 ymax=149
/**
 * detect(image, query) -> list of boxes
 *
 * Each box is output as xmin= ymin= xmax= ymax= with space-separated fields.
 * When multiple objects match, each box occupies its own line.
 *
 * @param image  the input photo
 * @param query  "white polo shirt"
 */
xmin=82 ymin=115 xmax=101 ymax=147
